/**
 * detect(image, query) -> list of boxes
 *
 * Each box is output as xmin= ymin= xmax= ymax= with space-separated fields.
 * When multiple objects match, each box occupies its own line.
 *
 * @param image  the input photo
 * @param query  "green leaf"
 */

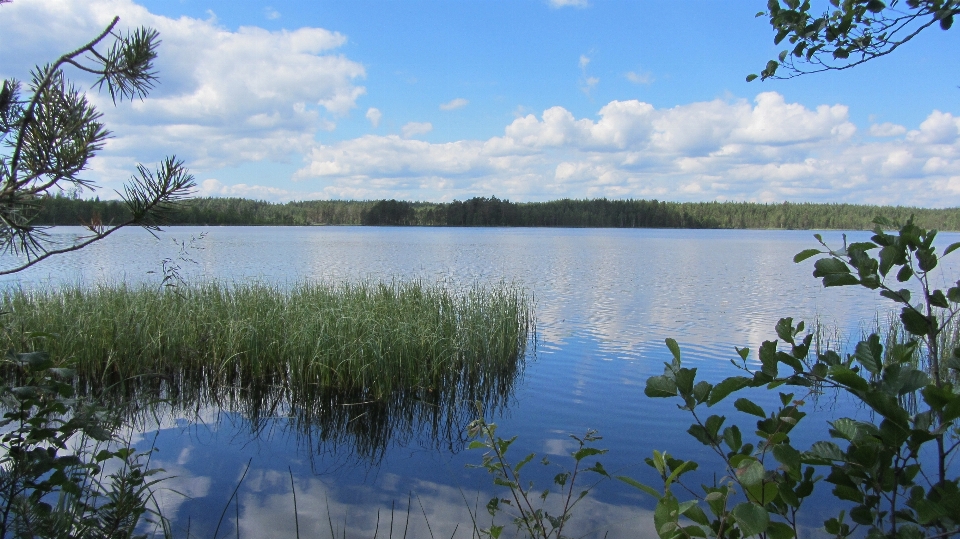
xmin=854 ymin=335 xmax=882 ymax=375
xmin=735 ymin=459 xmax=765 ymax=487
xmin=645 ymin=375 xmax=678 ymax=398
xmin=683 ymin=503 xmax=710 ymax=526
xmin=572 ymin=447 xmax=605 ymax=462
xmin=746 ymin=74 xmax=759 ymax=82
xmin=914 ymin=498 xmax=949 ymax=525
xmin=947 ymin=286 xmax=960 ymax=304
xmin=897 ymin=264 xmax=914 ymax=282
xmin=514 ymin=452 xmax=535 ymax=473
xmin=943 ymin=241 xmax=960 ymax=257
xmin=775 ymin=317 xmax=796 ymax=343
xmin=773 ymin=444 xmax=801 ymax=474
xmin=900 ymin=308 xmax=932 ymax=336
xmin=930 ymin=289 xmax=949 ymax=308
xmin=812 ymin=257 xmax=850 ymax=277
xmin=704 ymin=414 xmax=725 ymax=438
xmin=734 ymin=398 xmax=766 ymax=418
xmin=879 ymin=288 xmax=911 ymax=304
xmin=807 ymin=441 xmax=843 ymax=461
xmin=693 ymin=381 xmax=712 ymax=403
xmin=849 ymin=505 xmax=873 ymax=525
xmin=665 ymin=338 xmax=681 ymax=363
xmin=723 ymin=425 xmax=743 ymax=453
xmin=616 ymin=475 xmax=661 ymax=500
xmin=688 ymin=424 xmax=713 ymax=446
xmin=707 ymin=376 xmax=752 ymax=405
xmin=675 ymin=367 xmax=696 ymax=396
xmin=822 ymin=273 xmax=860 ymax=287
xmin=829 ymin=366 xmax=869 ymax=392
xmin=793 ymin=249 xmax=820 ymax=263
xmin=766 ymin=521 xmax=795 ymax=539
xmin=731 ymin=502 xmax=769 ymax=536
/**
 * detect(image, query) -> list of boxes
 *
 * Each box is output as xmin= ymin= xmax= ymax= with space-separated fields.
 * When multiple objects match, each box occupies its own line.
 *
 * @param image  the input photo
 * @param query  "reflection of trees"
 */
xmin=87 ymin=345 xmax=526 ymax=464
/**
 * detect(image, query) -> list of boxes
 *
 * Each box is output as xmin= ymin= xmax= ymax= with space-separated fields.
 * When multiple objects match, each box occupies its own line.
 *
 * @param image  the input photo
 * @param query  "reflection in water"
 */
xmin=5 ymin=227 xmax=960 ymax=536
xmin=101 ymin=336 xmax=525 ymax=465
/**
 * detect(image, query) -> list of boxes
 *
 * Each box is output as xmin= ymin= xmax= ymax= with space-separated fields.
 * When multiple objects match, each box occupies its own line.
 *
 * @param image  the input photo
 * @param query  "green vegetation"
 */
xmin=0 ymin=11 xmax=193 ymax=276
xmin=0 ymin=3 xmax=194 ymax=537
xmin=32 ymin=194 xmax=960 ymax=230
xmin=630 ymin=218 xmax=960 ymax=538
xmin=0 ymin=351 xmax=168 ymax=538
xmin=751 ymin=1 xmax=959 ymax=81
xmin=467 ymin=418 xmax=610 ymax=539
xmin=1 ymin=280 xmax=530 ymax=399
xmin=1 ymin=281 xmax=532 ymax=463
xmin=471 ymin=217 xmax=960 ymax=539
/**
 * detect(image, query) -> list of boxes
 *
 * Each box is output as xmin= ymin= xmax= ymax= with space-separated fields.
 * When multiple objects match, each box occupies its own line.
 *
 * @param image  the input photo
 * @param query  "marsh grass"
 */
xmin=0 ymin=280 xmax=532 ymax=460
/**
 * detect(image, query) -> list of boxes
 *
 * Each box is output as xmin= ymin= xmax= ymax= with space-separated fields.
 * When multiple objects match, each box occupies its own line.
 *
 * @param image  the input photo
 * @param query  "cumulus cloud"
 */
xmin=439 ymin=98 xmax=469 ymax=111
xmin=626 ymin=71 xmax=653 ymax=85
xmin=0 ymin=0 xmax=366 ymax=180
xmin=289 ymin=92 xmax=960 ymax=207
xmin=870 ymin=122 xmax=907 ymax=137
xmin=199 ymin=179 xmax=330 ymax=201
xmin=366 ymin=107 xmax=382 ymax=128
xmin=401 ymin=121 xmax=433 ymax=139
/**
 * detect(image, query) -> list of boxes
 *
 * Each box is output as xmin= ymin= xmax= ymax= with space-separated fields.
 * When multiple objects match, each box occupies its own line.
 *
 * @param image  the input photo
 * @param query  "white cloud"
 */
xmin=264 ymin=7 xmax=280 ymax=20
xmin=626 ymin=71 xmax=653 ymax=85
xmin=401 ymin=121 xmax=433 ymax=139
xmin=199 ymin=178 xmax=329 ymax=201
xmin=287 ymin=93 xmax=960 ymax=207
xmin=0 ymin=0 xmax=366 ymax=177
xmin=579 ymin=55 xmax=598 ymax=96
xmin=366 ymin=107 xmax=382 ymax=128
xmin=549 ymin=0 xmax=590 ymax=8
xmin=439 ymin=98 xmax=469 ymax=111
xmin=870 ymin=122 xmax=907 ymax=137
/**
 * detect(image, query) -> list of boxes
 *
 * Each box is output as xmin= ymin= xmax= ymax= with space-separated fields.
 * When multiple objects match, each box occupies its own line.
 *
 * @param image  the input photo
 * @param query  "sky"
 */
xmin=2 ymin=0 xmax=959 ymax=206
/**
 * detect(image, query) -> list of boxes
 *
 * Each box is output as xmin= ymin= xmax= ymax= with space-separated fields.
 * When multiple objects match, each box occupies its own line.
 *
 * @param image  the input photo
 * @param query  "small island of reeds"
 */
xmin=0 ymin=280 xmax=532 ymax=449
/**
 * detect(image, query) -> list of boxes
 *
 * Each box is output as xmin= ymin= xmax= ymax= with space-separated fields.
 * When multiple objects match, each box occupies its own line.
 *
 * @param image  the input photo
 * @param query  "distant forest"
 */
xmin=31 ymin=194 xmax=960 ymax=231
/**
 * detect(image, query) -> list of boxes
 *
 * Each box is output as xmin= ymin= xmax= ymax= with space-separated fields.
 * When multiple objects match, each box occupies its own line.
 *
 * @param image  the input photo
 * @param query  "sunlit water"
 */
xmin=4 ymin=226 xmax=958 ymax=538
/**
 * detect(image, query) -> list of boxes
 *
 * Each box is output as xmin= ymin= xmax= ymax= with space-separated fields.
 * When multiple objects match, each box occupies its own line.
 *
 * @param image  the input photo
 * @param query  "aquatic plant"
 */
xmin=1 ymin=280 xmax=532 ymax=462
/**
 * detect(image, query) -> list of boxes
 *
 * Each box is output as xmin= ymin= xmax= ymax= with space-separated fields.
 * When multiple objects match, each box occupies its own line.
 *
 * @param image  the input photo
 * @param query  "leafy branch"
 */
xmin=0 ymin=8 xmax=193 ymax=275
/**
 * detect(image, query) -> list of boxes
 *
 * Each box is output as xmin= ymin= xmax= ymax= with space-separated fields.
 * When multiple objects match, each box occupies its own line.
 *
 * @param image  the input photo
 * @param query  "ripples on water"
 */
xmin=3 ymin=226 xmax=959 ymax=538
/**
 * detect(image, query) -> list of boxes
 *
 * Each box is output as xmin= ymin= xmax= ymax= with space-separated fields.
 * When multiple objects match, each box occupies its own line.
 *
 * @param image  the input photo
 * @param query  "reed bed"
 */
xmin=0 ymin=280 xmax=532 ymax=404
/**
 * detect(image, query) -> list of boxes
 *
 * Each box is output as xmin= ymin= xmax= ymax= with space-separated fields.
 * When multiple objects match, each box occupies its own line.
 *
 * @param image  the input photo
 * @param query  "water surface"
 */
xmin=5 ymin=226 xmax=957 ymax=538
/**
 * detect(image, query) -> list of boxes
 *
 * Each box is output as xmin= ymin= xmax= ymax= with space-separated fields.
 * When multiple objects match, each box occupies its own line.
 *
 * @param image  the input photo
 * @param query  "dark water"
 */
xmin=4 ymin=226 xmax=958 ymax=538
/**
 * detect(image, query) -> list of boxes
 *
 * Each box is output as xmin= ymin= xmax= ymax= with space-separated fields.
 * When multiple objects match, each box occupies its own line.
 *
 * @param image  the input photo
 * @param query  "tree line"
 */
xmin=32 ymin=193 xmax=960 ymax=231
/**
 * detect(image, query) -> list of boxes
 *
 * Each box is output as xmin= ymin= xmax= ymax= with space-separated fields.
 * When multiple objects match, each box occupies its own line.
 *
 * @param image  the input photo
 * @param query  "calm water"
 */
xmin=5 ymin=226 xmax=958 ymax=538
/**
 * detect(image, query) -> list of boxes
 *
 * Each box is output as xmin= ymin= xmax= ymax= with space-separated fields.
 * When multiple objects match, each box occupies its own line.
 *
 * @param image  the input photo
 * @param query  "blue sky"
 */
xmin=2 ymin=0 xmax=959 ymax=206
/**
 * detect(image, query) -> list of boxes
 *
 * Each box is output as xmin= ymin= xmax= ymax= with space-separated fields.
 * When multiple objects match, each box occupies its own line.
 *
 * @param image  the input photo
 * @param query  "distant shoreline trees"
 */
xmin=31 ymin=193 xmax=960 ymax=231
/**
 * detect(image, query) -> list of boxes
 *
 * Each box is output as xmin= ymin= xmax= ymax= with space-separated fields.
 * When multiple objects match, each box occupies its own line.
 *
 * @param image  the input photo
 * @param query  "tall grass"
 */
xmin=0 ymin=280 xmax=532 ymax=460
xmin=810 ymin=311 xmax=960 ymax=382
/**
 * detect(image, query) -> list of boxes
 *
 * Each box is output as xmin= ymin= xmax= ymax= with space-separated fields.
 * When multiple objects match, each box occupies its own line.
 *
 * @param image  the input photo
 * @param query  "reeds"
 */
xmin=0 ymin=280 xmax=532 ymax=460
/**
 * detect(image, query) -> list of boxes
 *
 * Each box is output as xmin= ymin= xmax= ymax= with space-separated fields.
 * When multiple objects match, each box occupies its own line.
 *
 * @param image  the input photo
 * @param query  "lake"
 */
xmin=4 ymin=226 xmax=956 ymax=538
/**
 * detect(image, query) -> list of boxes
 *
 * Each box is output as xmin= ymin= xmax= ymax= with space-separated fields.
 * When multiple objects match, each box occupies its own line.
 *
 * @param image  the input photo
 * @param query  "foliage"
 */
xmin=0 ymin=8 xmax=194 ymax=275
xmin=750 ymin=0 xmax=960 ymax=81
xmin=0 ymin=6 xmax=187 ymax=537
xmin=30 ymin=194 xmax=960 ymax=231
xmin=0 ymin=346 xmax=167 ymax=539
xmin=467 ymin=413 xmax=610 ymax=539
xmin=627 ymin=217 xmax=960 ymax=539
xmin=2 ymin=280 xmax=531 ymax=463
